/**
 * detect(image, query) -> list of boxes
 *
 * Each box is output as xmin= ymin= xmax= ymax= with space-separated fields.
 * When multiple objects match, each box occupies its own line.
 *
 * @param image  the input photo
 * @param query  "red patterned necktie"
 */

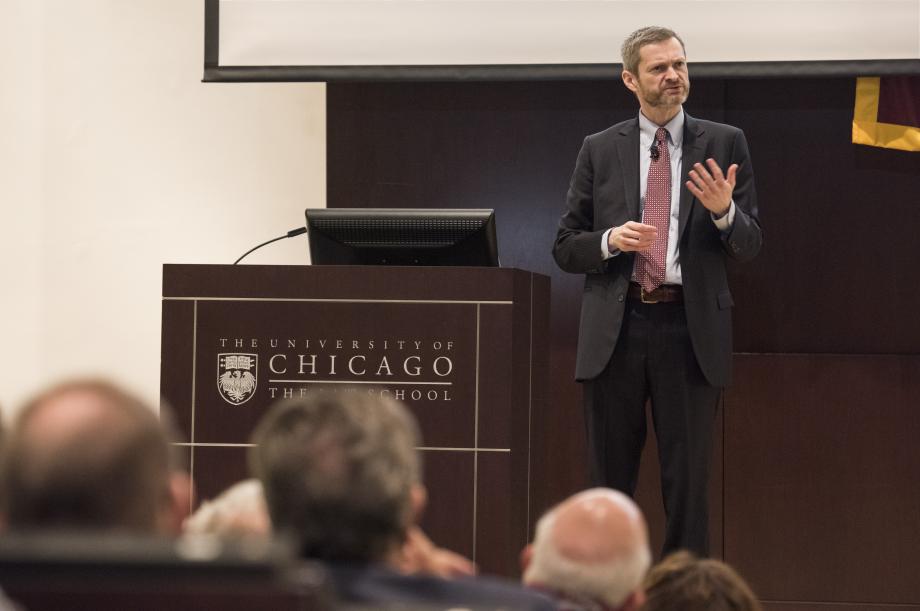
xmin=636 ymin=127 xmax=671 ymax=292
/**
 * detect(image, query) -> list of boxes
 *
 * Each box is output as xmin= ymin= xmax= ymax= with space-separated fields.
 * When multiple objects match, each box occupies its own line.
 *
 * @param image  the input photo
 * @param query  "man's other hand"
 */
xmin=686 ymin=158 xmax=735 ymax=217
xmin=609 ymin=221 xmax=658 ymax=253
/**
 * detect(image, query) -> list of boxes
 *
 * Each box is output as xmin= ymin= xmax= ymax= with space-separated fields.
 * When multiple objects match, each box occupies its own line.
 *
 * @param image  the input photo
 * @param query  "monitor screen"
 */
xmin=305 ymin=208 xmax=499 ymax=267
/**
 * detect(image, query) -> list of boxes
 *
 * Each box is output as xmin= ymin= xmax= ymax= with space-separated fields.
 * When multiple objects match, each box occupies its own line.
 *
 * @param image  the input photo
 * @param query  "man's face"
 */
xmin=623 ymin=37 xmax=689 ymax=112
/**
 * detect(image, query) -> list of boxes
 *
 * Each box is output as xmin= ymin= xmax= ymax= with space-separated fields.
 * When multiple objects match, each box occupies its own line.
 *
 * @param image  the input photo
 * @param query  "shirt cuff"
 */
xmin=602 ymin=228 xmax=619 ymax=259
xmin=712 ymin=201 xmax=736 ymax=232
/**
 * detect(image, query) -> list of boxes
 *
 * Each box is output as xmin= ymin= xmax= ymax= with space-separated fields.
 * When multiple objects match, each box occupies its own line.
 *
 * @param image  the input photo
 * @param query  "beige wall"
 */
xmin=0 ymin=0 xmax=326 ymax=413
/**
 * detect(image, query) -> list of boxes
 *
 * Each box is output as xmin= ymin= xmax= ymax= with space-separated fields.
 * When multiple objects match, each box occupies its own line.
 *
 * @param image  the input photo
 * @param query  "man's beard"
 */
xmin=642 ymin=81 xmax=689 ymax=108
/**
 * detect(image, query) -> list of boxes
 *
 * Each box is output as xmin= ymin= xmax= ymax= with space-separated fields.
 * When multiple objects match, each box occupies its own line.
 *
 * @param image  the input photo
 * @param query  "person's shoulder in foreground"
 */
xmin=330 ymin=563 xmax=557 ymax=610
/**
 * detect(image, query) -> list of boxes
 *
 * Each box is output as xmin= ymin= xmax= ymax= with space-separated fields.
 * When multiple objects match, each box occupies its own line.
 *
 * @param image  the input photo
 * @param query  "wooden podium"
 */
xmin=161 ymin=264 xmax=549 ymax=576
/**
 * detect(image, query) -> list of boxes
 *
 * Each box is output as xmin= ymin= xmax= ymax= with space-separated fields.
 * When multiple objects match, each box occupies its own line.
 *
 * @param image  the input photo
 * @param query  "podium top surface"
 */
xmin=163 ymin=264 xmax=548 ymax=302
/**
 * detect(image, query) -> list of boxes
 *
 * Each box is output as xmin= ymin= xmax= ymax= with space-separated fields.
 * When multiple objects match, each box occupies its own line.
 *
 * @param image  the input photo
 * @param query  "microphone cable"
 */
xmin=233 ymin=226 xmax=307 ymax=265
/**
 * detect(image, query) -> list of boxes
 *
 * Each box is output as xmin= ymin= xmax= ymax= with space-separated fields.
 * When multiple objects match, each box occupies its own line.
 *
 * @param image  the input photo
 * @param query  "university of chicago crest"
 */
xmin=217 ymin=353 xmax=258 ymax=405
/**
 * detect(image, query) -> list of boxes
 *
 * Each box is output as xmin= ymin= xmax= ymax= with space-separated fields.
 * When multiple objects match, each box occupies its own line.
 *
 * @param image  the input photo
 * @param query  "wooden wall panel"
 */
xmin=724 ymin=78 xmax=920 ymax=354
xmin=327 ymin=77 xmax=920 ymax=602
xmin=725 ymin=355 xmax=920 ymax=604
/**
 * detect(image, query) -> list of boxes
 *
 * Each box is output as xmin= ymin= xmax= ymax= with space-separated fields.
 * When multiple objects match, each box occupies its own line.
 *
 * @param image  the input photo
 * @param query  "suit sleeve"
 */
xmin=721 ymin=129 xmax=763 ymax=263
xmin=552 ymin=137 xmax=609 ymax=274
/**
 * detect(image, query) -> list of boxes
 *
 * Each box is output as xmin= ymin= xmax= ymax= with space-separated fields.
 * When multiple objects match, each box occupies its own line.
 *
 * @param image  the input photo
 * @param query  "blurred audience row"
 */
xmin=0 ymin=379 xmax=762 ymax=610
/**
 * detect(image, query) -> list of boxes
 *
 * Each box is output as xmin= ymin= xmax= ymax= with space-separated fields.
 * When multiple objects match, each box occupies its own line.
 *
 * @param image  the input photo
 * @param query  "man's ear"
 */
xmin=159 ymin=471 xmax=193 ymax=536
xmin=618 ymin=588 xmax=646 ymax=611
xmin=409 ymin=483 xmax=428 ymax=525
xmin=621 ymin=69 xmax=638 ymax=93
xmin=519 ymin=543 xmax=534 ymax=573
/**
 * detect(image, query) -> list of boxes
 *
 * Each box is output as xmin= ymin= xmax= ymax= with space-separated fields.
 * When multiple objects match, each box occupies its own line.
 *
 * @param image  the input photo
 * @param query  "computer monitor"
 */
xmin=305 ymin=208 xmax=499 ymax=266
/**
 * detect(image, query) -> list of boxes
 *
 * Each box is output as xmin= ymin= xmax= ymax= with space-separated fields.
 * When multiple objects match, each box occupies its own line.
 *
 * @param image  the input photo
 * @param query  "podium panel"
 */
xmin=161 ymin=264 xmax=549 ymax=576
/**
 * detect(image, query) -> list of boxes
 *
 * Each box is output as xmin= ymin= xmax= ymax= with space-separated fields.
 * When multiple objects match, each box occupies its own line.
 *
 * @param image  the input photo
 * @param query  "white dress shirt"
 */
xmin=602 ymin=108 xmax=735 ymax=286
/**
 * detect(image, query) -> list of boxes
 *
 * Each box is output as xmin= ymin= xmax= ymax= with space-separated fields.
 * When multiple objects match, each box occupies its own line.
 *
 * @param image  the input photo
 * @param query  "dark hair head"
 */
xmin=642 ymin=551 xmax=762 ymax=611
xmin=250 ymin=390 xmax=421 ymax=563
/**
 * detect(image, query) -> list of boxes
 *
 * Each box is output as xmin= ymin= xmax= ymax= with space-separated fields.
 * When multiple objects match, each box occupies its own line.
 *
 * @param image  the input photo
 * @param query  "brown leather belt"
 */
xmin=628 ymin=282 xmax=683 ymax=304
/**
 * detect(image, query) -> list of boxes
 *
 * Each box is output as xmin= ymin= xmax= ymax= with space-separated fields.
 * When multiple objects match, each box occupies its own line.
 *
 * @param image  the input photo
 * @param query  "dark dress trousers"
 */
xmin=553 ymin=113 xmax=762 ymax=554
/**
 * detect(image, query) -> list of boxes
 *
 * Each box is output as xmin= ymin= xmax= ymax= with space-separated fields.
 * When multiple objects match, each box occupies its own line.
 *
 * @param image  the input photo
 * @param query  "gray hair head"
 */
xmin=250 ymin=390 xmax=422 ymax=563
xmin=621 ymin=26 xmax=685 ymax=75
xmin=524 ymin=488 xmax=651 ymax=608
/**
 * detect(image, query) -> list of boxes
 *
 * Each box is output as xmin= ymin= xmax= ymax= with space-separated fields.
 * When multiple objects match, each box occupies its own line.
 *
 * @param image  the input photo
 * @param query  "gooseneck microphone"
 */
xmin=233 ymin=226 xmax=307 ymax=265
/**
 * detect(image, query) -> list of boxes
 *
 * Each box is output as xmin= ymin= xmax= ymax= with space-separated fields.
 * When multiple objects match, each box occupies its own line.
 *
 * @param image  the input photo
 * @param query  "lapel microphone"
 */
xmin=650 ymin=143 xmax=660 ymax=161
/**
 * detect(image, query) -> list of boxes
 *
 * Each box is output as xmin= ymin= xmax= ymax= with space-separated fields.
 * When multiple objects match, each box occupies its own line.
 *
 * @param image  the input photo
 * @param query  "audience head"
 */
xmin=1 ymin=378 xmax=180 ymax=534
xmin=523 ymin=488 xmax=650 ymax=611
xmin=183 ymin=478 xmax=270 ymax=538
xmin=642 ymin=551 xmax=762 ymax=611
xmin=250 ymin=391 xmax=424 ymax=564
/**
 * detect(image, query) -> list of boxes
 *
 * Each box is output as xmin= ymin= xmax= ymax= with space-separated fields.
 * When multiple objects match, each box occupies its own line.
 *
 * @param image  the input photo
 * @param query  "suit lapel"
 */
xmin=615 ymin=120 xmax=641 ymax=220
xmin=678 ymin=114 xmax=707 ymax=242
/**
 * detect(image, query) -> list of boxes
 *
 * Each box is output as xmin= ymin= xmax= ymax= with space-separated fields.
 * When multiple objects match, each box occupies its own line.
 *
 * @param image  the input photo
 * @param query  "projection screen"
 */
xmin=204 ymin=0 xmax=920 ymax=81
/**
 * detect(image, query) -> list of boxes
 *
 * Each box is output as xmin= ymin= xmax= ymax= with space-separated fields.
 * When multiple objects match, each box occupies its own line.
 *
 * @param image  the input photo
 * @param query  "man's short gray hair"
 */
xmin=621 ymin=26 xmax=686 ymax=75
xmin=250 ymin=390 xmax=421 ymax=563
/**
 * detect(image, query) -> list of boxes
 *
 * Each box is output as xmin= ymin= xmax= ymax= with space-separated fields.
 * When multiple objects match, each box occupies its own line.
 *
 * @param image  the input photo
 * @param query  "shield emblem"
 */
xmin=217 ymin=353 xmax=258 ymax=405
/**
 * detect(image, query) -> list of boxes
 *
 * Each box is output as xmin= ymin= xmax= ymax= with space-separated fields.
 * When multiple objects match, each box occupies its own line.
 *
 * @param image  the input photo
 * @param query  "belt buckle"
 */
xmin=640 ymin=287 xmax=660 ymax=304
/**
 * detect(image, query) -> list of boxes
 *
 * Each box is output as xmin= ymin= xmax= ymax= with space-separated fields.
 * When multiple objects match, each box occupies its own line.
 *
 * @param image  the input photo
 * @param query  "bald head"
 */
xmin=524 ymin=488 xmax=650 ymax=609
xmin=551 ymin=488 xmax=647 ymax=565
xmin=1 ymin=379 xmax=174 ymax=533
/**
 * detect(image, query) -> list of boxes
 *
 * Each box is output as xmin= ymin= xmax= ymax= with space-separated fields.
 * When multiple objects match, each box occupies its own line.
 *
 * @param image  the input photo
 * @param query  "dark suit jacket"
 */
xmin=553 ymin=113 xmax=762 ymax=387
xmin=328 ymin=564 xmax=557 ymax=610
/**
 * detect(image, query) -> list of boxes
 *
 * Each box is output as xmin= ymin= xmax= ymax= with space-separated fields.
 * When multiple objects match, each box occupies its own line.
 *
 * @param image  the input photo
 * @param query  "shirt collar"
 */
xmin=638 ymin=107 xmax=684 ymax=149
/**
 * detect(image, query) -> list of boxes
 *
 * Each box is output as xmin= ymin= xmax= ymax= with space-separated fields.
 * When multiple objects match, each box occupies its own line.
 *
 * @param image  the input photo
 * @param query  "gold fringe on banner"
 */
xmin=852 ymin=77 xmax=920 ymax=152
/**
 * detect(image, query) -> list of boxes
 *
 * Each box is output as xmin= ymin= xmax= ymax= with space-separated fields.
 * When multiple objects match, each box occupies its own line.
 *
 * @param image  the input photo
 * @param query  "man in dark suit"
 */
xmin=553 ymin=26 xmax=762 ymax=556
